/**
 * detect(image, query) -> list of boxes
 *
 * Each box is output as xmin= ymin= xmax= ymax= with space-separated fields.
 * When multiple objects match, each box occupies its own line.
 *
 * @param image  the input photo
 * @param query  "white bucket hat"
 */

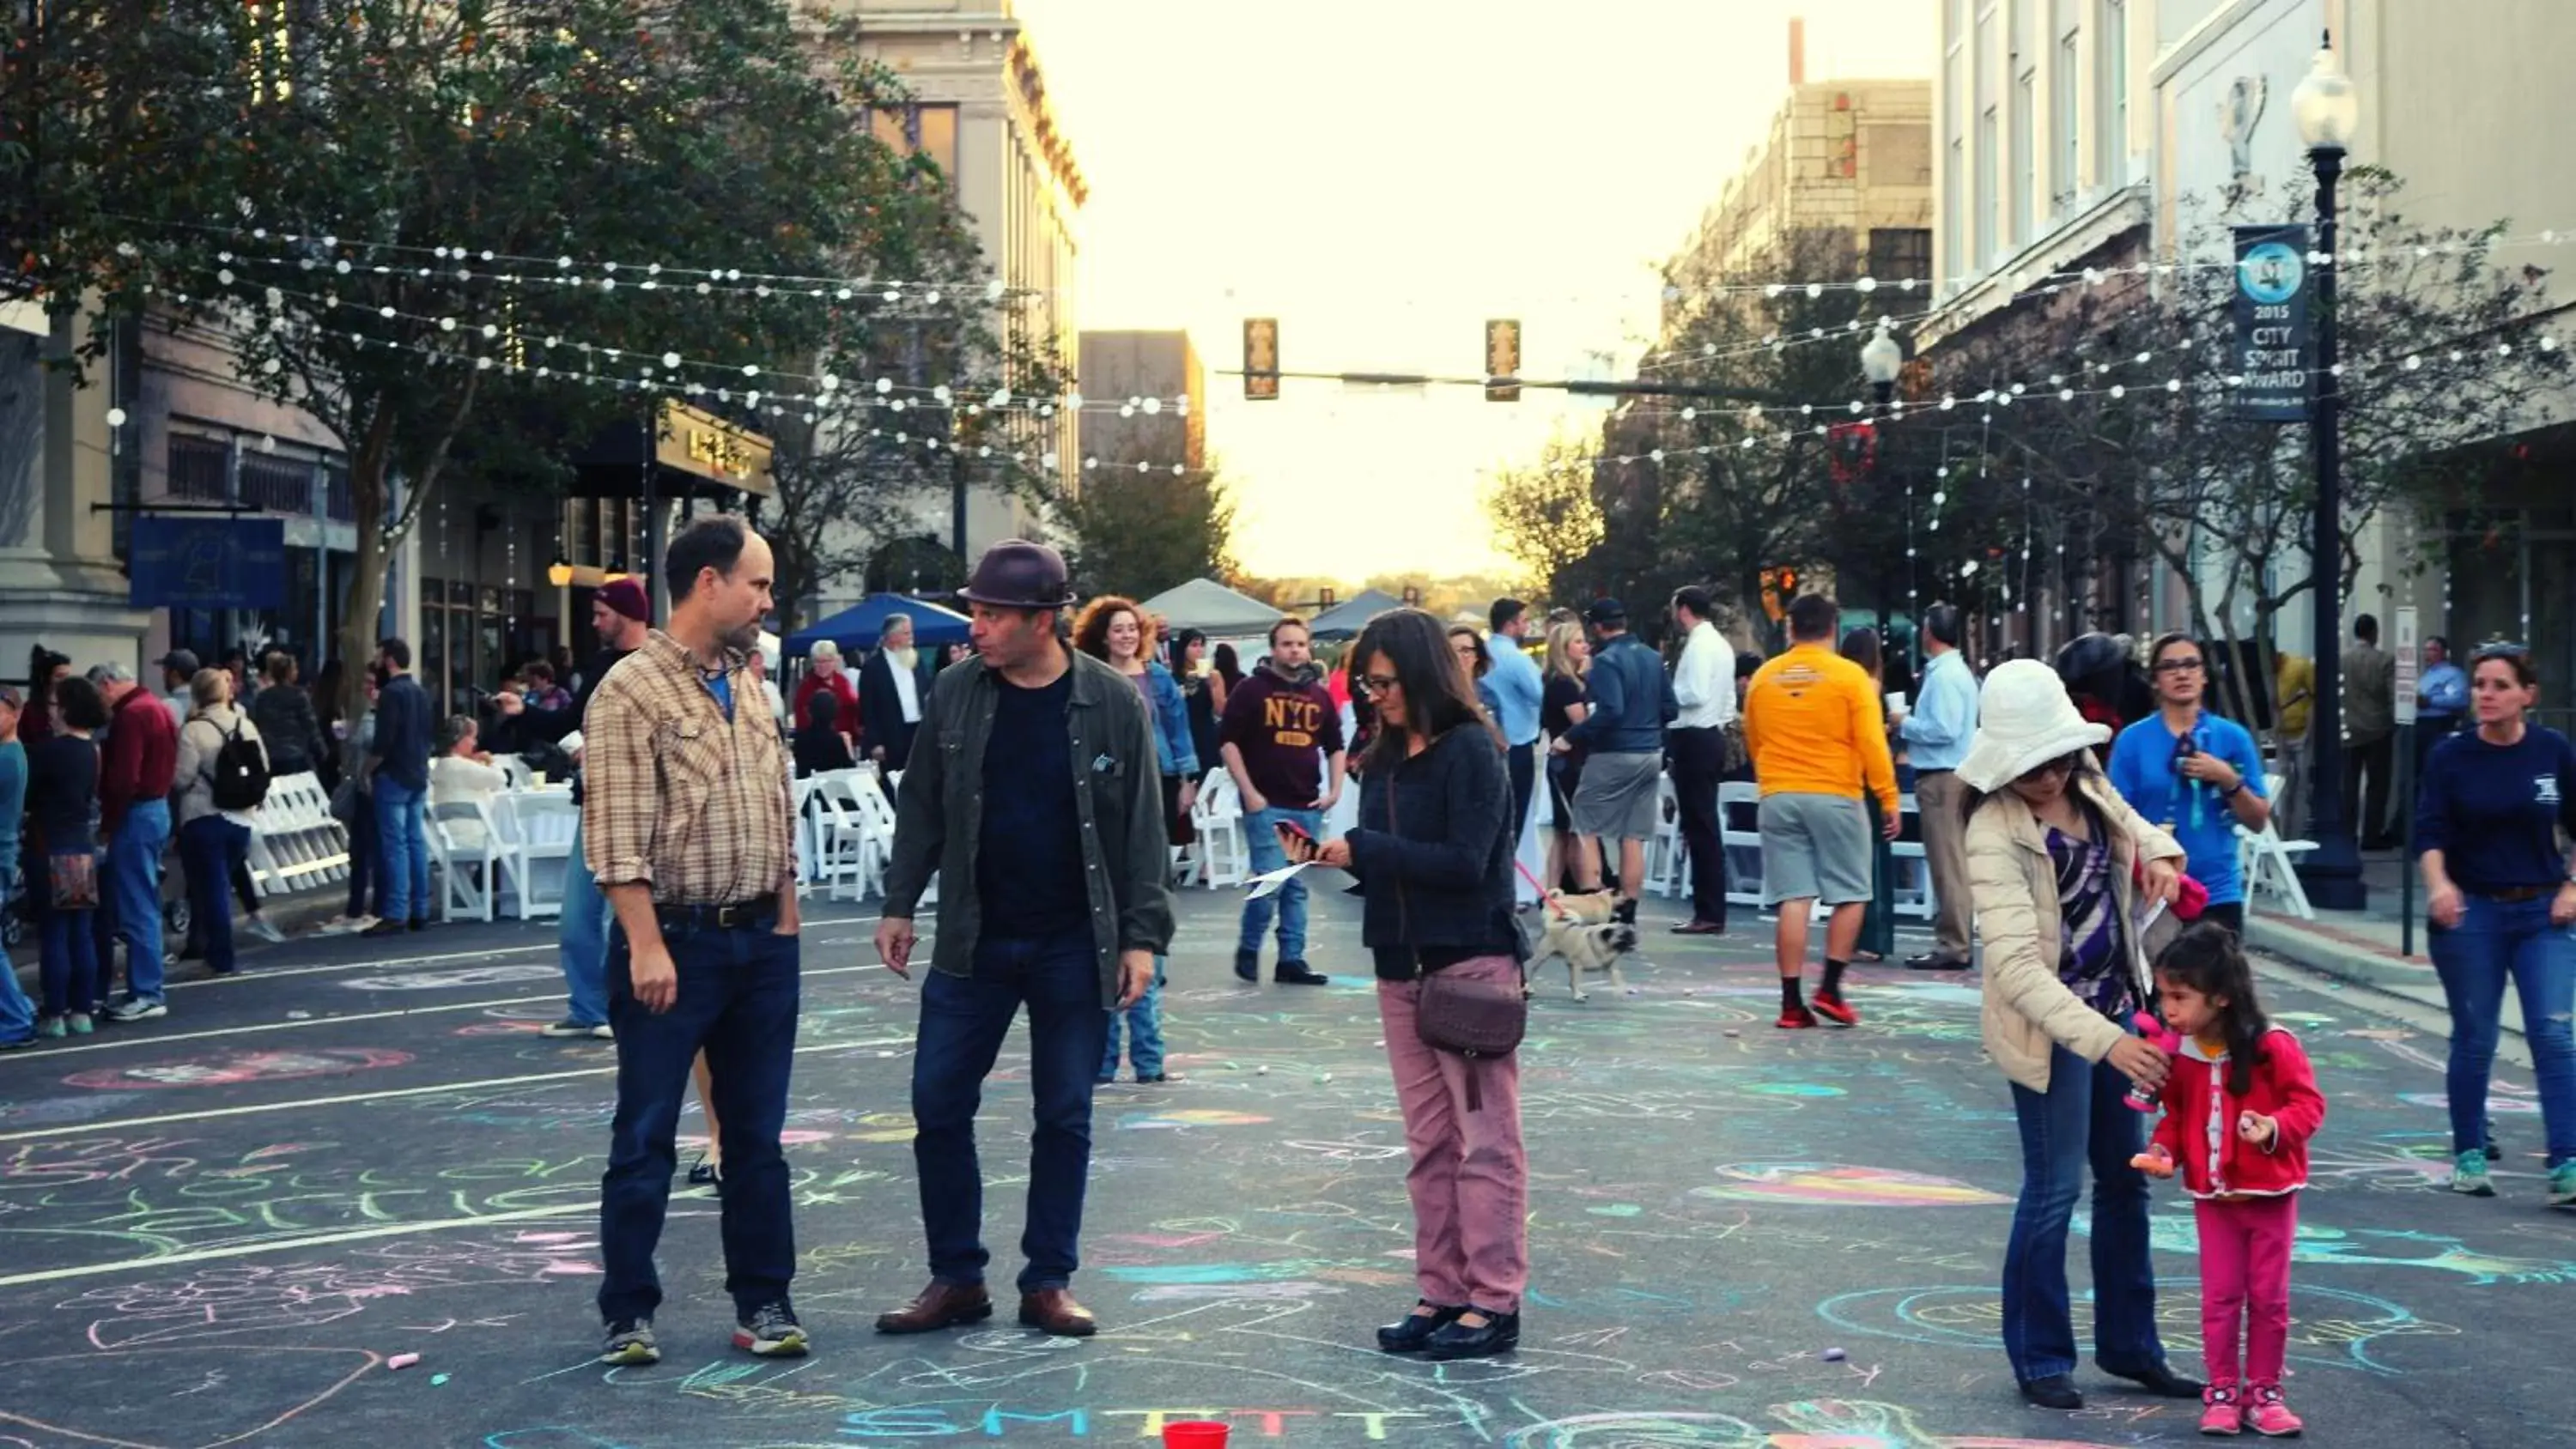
xmin=1955 ymin=658 xmax=2113 ymax=793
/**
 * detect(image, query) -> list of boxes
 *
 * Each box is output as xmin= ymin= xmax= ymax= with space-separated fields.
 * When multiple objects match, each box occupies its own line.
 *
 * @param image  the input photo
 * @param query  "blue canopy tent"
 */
xmin=785 ymin=593 xmax=973 ymax=657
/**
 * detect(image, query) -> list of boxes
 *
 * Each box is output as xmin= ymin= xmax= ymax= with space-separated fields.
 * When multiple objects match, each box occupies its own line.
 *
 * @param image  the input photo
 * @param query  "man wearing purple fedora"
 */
xmin=874 ymin=540 xmax=1173 ymax=1339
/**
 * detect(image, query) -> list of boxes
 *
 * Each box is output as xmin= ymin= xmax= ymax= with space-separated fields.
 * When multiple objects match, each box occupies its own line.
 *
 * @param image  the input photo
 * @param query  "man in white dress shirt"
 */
xmin=1666 ymin=587 xmax=1738 ymax=935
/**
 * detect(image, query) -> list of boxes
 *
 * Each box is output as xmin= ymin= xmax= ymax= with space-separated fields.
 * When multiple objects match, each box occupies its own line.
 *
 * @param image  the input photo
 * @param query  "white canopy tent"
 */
xmin=1139 ymin=578 xmax=1285 ymax=637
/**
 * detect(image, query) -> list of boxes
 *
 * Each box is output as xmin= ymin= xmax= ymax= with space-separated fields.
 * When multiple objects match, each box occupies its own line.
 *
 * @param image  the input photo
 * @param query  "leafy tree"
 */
xmin=6 ymin=0 xmax=1005 ymax=710
xmin=1053 ymin=452 xmax=1239 ymax=603
xmin=1482 ymin=432 xmax=1606 ymax=601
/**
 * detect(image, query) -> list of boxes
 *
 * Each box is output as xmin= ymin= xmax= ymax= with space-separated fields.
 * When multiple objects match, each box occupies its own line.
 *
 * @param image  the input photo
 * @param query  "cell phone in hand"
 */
xmin=1275 ymin=820 xmax=1315 ymax=857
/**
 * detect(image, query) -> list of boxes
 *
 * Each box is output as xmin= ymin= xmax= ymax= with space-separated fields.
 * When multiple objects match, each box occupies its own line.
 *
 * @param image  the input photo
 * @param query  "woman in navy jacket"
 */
xmin=1284 ymin=607 xmax=1527 ymax=1361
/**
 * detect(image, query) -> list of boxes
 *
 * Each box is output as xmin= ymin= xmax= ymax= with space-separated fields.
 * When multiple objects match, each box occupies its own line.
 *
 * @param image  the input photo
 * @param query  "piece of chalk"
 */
xmin=387 ymin=1353 xmax=421 ymax=1370
xmin=1316 ymin=1073 xmax=1334 ymax=1084
xmin=287 ymin=1009 xmax=312 ymax=1020
xmin=1256 ymin=1064 xmax=1268 ymax=1075
xmin=430 ymin=1373 xmax=451 ymax=1386
xmin=1822 ymin=1346 xmax=1846 ymax=1361
xmin=1723 ymin=1028 xmax=1741 ymax=1037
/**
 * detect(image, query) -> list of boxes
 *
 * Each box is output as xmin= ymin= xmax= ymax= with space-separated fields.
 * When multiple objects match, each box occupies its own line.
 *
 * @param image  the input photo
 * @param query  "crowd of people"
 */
xmin=6 ymin=529 xmax=2567 ymax=1434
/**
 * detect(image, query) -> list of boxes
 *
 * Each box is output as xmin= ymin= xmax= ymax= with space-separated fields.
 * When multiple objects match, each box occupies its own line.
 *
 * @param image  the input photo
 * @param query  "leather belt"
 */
xmin=2468 ymin=885 xmax=2552 ymax=904
xmin=656 ymin=894 xmax=781 ymax=930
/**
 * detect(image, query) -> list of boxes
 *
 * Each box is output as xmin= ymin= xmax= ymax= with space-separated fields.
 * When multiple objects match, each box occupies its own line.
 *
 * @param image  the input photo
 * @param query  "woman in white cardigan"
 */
xmin=1957 ymin=660 xmax=2199 ymax=1415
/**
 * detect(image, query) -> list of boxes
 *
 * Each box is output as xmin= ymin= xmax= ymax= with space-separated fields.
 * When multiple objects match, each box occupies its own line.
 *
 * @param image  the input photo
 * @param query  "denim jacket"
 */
xmin=1137 ymin=660 xmax=1200 ymax=779
xmin=883 ymin=649 xmax=1176 ymax=1007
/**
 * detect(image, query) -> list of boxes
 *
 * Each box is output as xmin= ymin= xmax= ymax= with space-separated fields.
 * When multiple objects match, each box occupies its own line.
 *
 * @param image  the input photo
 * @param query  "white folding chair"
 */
xmin=496 ymin=792 xmax=580 ymax=919
xmin=1719 ymin=780 xmax=1765 ymax=909
xmin=1648 ymin=770 xmax=1689 ymax=898
xmin=2238 ymin=772 xmax=2318 ymax=919
xmin=848 ymin=770 xmax=903 ymax=899
xmin=246 ymin=771 xmax=351 ymax=898
xmin=1193 ymin=768 xmax=1249 ymax=888
xmin=805 ymin=770 xmax=873 ymax=901
xmin=428 ymin=798 xmax=503 ymax=922
xmin=1890 ymin=792 xmax=1935 ymax=919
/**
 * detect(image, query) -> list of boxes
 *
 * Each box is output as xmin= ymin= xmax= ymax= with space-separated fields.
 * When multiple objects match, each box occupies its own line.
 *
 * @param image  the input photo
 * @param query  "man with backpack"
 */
xmin=171 ymin=669 xmax=271 ymax=982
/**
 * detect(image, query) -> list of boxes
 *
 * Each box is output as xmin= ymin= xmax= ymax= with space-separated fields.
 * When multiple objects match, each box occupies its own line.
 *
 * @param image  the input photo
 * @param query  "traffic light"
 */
xmin=1243 ymin=318 xmax=1279 ymax=400
xmin=1485 ymin=319 xmax=1522 ymax=402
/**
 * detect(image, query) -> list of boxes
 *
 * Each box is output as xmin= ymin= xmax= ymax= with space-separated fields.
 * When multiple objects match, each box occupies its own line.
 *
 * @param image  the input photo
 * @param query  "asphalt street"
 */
xmin=0 ymin=882 xmax=2567 ymax=1447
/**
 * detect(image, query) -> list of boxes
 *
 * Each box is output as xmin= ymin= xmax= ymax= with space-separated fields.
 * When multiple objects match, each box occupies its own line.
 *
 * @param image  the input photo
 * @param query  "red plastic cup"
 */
xmin=1162 ymin=1422 xmax=1230 ymax=1449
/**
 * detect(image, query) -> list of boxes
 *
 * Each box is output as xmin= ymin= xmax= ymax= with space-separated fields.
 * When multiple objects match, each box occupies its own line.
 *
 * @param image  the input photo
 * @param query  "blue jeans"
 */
xmin=1101 ymin=956 xmax=1169 ymax=1080
xmin=913 ymin=928 xmax=1109 ymax=1291
xmin=2430 ymin=894 xmax=2576 ymax=1167
xmin=179 ymin=815 xmax=253 ymax=977
xmin=1237 ymin=806 xmax=1322 ymax=962
xmin=374 ymin=779 xmax=431 ymax=925
xmin=38 ymin=868 xmax=100 ymax=1019
xmin=109 ymin=798 xmax=170 ymax=1000
xmin=2002 ymin=1045 xmax=2167 ymax=1384
xmin=557 ymin=822 xmax=611 ymax=1028
xmin=0 ymin=859 xmax=33 ymax=1040
xmin=598 ymin=912 xmax=802 ymax=1324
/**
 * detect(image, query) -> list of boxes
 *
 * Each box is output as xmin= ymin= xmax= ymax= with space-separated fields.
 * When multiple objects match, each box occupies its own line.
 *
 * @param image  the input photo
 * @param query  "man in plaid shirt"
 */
xmin=584 ymin=516 xmax=807 ymax=1368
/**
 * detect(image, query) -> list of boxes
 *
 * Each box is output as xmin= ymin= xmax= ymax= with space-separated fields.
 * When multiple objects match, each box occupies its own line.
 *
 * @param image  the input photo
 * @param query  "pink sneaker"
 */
xmin=2242 ymin=1385 xmax=2302 ymax=1438
xmin=2198 ymin=1385 xmax=2243 ymax=1436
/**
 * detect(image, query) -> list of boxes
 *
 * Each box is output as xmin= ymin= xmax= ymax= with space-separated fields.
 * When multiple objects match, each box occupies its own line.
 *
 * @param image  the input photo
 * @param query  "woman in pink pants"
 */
xmin=1282 ymin=608 xmax=1528 ymax=1361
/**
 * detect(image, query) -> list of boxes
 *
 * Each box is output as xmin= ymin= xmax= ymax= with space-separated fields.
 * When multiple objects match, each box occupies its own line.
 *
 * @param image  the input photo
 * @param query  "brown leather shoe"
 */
xmin=1018 ymin=1288 xmax=1097 ymax=1337
xmin=873 ymin=1281 xmax=993 ymax=1334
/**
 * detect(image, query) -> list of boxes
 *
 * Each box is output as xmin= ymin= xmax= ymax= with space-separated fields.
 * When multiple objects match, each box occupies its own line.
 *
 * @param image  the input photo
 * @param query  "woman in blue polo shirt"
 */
xmin=2107 ymin=634 xmax=2270 ymax=932
xmin=2415 ymin=643 xmax=2576 ymax=1206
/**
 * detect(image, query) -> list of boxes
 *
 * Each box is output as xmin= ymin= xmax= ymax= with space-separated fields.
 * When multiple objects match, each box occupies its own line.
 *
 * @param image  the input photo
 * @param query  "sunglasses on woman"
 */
xmin=2017 ymin=753 xmax=2081 ymax=784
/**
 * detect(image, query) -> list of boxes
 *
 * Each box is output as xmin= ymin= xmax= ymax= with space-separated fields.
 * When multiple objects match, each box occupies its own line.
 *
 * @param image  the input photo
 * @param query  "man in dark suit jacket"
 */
xmin=859 ymin=613 xmax=936 ymax=773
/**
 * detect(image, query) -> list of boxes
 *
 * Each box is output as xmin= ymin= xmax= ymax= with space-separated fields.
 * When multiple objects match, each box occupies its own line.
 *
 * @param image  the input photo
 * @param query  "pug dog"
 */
xmin=1533 ymin=890 xmax=1637 ymax=1001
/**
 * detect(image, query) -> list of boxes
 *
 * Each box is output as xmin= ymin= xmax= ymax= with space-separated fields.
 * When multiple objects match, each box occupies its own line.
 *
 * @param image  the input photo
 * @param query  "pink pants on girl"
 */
xmin=2194 ymin=1192 xmax=2300 ymax=1388
xmin=1376 ymin=956 xmax=1528 ymax=1313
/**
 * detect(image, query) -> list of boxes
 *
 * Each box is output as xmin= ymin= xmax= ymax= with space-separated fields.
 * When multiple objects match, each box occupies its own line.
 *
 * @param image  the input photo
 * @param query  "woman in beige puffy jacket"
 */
xmin=1954 ymin=660 xmax=2197 ymax=1415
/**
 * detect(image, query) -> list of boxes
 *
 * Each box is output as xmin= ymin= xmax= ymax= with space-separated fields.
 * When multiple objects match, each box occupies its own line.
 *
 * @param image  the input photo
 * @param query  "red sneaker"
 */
xmin=1776 ymin=1004 xmax=1818 ymax=1029
xmin=1811 ymin=991 xmax=1860 ymax=1027
xmin=2241 ymin=1385 xmax=2302 ymax=1438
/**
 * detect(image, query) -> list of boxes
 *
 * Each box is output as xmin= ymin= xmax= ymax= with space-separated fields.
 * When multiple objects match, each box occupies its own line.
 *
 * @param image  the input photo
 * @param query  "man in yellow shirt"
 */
xmin=1743 ymin=593 xmax=1899 ymax=1029
xmin=2272 ymin=649 xmax=2314 ymax=840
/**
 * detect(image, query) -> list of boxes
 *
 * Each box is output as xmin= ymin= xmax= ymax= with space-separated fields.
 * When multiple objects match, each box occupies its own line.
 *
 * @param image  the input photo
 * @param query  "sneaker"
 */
xmin=2241 ymin=1385 xmax=2302 ymax=1437
xmin=2548 ymin=1161 xmax=2576 ymax=1210
xmin=2484 ymin=1118 xmax=2501 ymax=1161
xmin=599 ymin=1318 xmax=659 ymax=1366
xmin=733 ymin=1300 xmax=810 ymax=1357
xmin=246 ymin=916 xmax=287 ymax=944
xmin=66 ymin=1013 xmax=93 ymax=1036
xmin=2199 ymin=1385 xmax=2243 ymax=1436
xmin=539 ymin=1018 xmax=611 ymax=1039
xmin=2451 ymin=1149 xmax=2496 ymax=1197
xmin=1810 ymin=991 xmax=1860 ymax=1028
xmin=103 ymin=996 xmax=167 ymax=1024
xmin=361 ymin=919 xmax=407 ymax=939
xmin=1233 ymin=949 xmax=1259 ymax=984
xmin=1776 ymin=1004 xmax=1818 ymax=1029
xmin=36 ymin=1016 xmax=65 ymax=1040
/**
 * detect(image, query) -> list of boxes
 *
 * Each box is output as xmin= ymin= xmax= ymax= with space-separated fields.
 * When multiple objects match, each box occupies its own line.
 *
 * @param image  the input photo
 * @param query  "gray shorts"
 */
xmin=1571 ymin=750 xmax=1662 ymax=841
xmin=1758 ymin=792 xmax=1874 ymax=906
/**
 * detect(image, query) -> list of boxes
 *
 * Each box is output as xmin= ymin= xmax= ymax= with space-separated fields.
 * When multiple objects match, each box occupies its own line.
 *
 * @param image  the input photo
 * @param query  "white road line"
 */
xmin=0 ymin=1203 xmax=602 ymax=1288
xmin=0 ymin=1030 xmax=920 ymax=1143
xmin=39 ymin=962 xmax=891 ymax=1057
xmin=150 ymin=912 xmax=888 ymax=988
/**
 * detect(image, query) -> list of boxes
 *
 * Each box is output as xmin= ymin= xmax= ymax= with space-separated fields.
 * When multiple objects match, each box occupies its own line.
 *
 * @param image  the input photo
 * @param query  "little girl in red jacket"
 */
xmin=2135 ymin=923 xmax=2327 ymax=1438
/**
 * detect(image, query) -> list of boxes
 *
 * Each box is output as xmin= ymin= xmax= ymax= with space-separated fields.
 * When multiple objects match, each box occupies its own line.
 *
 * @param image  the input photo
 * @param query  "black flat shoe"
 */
xmin=2019 ymin=1373 xmax=2083 ymax=1410
xmin=2102 ymin=1361 xmax=2203 ymax=1399
xmin=1375 ymin=1301 xmax=1464 ymax=1353
xmin=1274 ymin=962 xmax=1329 ymax=985
xmin=1421 ymin=1309 xmax=1519 ymax=1361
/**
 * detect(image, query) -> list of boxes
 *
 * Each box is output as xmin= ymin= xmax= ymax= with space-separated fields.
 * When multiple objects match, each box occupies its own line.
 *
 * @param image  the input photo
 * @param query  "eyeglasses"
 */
xmin=2017 ymin=753 xmax=2081 ymax=784
xmin=2153 ymin=658 xmax=2205 ymax=675
xmin=1357 ymin=674 xmax=1401 ymax=696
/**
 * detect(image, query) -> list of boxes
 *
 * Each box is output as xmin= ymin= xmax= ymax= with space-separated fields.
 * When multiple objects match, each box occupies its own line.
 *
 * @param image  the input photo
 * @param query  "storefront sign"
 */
xmin=2232 ymin=224 xmax=2312 ymax=421
xmin=656 ymin=401 xmax=775 ymax=494
xmin=128 ymin=517 xmax=288 ymax=609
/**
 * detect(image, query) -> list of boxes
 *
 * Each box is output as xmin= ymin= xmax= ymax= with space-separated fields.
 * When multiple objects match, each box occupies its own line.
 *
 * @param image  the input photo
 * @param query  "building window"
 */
xmin=2013 ymin=67 xmax=2036 ymax=246
xmin=1977 ymin=105 xmax=1999 ymax=267
xmin=2099 ymin=0 xmax=2129 ymax=183
xmin=168 ymin=433 xmax=230 ymax=502
xmin=1945 ymin=138 xmax=1965 ymax=282
xmin=2055 ymin=27 xmax=2080 ymax=210
xmin=239 ymin=448 xmax=316 ymax=515
xmin=1869 ymin=228 xmax=1934 ymax=282
xmin=867 ymin=103 xmax=961 ymax=187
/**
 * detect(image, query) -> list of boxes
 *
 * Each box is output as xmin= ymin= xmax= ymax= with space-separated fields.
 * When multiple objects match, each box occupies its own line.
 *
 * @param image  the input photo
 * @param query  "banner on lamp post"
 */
xmin=2231 ymin=224 xmax=2312 ymax=421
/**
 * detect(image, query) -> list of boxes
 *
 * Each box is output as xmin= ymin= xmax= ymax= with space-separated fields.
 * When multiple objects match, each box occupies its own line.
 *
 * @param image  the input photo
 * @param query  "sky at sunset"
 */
xmin=1014 ymin=0 xmax=1935 ymax=582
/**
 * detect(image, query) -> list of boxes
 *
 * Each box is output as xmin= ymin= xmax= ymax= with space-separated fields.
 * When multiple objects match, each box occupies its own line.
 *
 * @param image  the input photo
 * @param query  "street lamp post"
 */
xmin=2291 ymin=33 xmax=2366 ymax=910
xmin=1861 ymin=319 xmax=1905 ymax=635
